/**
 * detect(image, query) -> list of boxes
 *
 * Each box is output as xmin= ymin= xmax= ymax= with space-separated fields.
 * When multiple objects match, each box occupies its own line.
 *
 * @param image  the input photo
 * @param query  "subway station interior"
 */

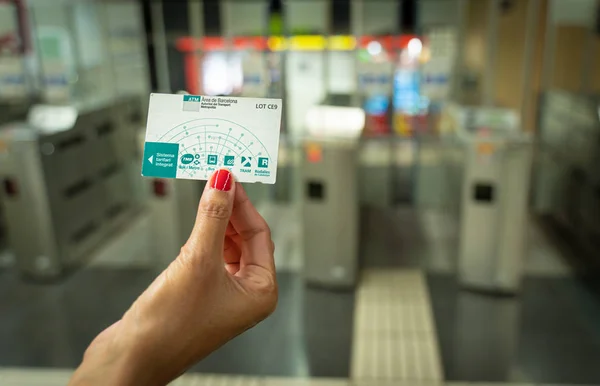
xmin=1 ymin=0 xmax=600 ymax=385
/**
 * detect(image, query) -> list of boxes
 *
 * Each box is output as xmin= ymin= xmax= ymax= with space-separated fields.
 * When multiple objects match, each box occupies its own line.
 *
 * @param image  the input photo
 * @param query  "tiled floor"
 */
xmin=2 ymin=206 xmax=600 ymax=385
xmin=351 ymin=270 xmax=442 ymax=381
xmin=0 ymin=268 xmax=354 ymax=378
xmin=0 ymin=267 xmax=156 ymax=368
xmin=428 ymin=274 xmax=600 ymax=384
xmin=361 ymin=207 xmax=600 ymax=384
xmin=1 ymin=368 xmax=598 ymax=386
xmin=191 ymin=273 xmax=354 ymax=377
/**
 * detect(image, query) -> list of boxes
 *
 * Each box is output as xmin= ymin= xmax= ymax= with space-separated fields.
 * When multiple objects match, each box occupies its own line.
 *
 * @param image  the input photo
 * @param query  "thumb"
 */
xmin=186 ymin=169 xmax=235 ymax=257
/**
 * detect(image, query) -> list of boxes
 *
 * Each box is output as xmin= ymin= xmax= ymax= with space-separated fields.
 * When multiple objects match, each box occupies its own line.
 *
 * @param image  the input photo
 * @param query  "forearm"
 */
xmin=69 ymin=278 xmax=245 ymax=386
xmin=69 ymin=343 xmax=143 ymax=386
xmin=70 ymin=174 xmax=277 ymax=386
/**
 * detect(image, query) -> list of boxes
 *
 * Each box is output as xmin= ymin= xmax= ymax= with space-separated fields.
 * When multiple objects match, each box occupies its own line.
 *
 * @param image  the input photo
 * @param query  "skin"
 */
xmin=68 ymin=173 xmax=278 ymax=386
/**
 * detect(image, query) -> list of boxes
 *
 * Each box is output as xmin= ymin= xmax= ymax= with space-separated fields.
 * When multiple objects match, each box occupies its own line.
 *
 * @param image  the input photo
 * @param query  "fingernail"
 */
xmin=209 ymin=169 xmax=233 ymax=191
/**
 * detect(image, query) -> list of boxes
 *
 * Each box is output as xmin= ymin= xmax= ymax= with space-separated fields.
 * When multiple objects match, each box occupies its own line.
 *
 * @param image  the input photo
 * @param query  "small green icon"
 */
xmin=207 ymin=154 xmax=218 ymax=165
xmin=258 ymin=157 xmax=269 ymax=168
xmin=224 ymin=155 xmax=235 ymax=166
xmin=241 ymin=156 xmax=252 ymax=167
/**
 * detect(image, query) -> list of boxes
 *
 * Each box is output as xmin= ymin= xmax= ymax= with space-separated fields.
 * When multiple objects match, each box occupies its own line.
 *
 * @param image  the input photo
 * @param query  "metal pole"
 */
xmin=187 ymin=0 xmax=203 ymax=95
xmin=541 ymin=0 xmax=556 ymax=91
xmin=221 ymin=0 xmax=233 ymax=51
xmin=151 ymin=0 xmax=171 ymax=93
xmin=521 ymin=0 xmax=540 ymax=130
xmin=324 ymin=0 xmax=332 ymax=98
xmin=354 ymin=0 xmax=364 ymax=107
xmin=483 ymin=0 xmax=499 ymax=106
xmin=453 ymin=0 xmax=469 ymax=101
xmin=98 ymin=2 xmax=119 ymax=99
xmin=66 ymin=3 xmax=84 ymax=100
xmin=188 ymin=0 xmax=204 ymax=39
xmin=281 ymin=0 xmax=291 ymax=135
xmin=580 ymin=17 xmax=597 ymax=93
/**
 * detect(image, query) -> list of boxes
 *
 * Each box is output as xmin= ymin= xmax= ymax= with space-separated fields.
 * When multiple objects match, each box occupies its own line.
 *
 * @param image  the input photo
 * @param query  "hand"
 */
xmin=69 ymin=169 xmax=278 ymax=386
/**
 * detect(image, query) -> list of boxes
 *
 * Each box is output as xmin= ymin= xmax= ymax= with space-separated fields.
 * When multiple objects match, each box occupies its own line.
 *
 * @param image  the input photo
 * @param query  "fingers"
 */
xmin=186 ymin=169 xmax=235 ymax=259
xmin=224 ymin=236 xmax=241 ymax=275
xmin=224 ymin=262 xmax=240 ymax=275
xmin=223 ymin=236 xmax=241 ymax=264
xmin=230 ymin=183 xmax=275 ymax=274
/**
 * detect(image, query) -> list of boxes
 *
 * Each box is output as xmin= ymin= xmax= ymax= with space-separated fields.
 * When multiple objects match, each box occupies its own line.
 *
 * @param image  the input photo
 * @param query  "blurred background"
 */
xmin=0 ymin=0 xmax=600 ymax=385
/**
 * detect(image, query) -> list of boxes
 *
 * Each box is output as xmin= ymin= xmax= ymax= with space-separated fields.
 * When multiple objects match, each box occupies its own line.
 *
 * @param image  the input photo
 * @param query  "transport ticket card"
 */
xmin=142 ymin=93 xmax=282 ymax=184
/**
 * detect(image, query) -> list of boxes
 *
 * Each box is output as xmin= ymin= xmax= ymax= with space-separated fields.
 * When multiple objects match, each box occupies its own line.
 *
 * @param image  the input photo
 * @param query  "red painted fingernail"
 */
xmin=209 ymin=169 xmax=233 ymax=191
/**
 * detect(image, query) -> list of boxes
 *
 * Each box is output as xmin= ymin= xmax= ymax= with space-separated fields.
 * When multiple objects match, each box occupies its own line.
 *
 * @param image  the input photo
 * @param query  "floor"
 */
xmin=0 ymin=268 xmax=353 ymax=378
xmin=0 ymin=267 xmax=156 ymax=368
xmin=191 ymin=273 xmax=354 ymax=377
xmin=4 ymin=367 xmax=600 ymax=386
xmin=360 ymin=207 xmax=600 ymax=385
xmin=428 ymin=274 xmax=600 ymax=384
xmin=1 ymin=206 xmax=600 ymax=385
xmin=351 ymin=269 xmax=442 ymax=381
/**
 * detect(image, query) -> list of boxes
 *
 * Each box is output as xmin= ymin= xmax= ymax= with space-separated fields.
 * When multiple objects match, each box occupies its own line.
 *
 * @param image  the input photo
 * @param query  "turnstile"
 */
xmin=0 ymin=96 xmax=144 ymax=278
xmin=0 ymin=103 xmax=31 ymax=253
xmin=458 ymin=130 xmax=533 ymax=294
xmin=301 ymin=138 xmax=360 ymax=288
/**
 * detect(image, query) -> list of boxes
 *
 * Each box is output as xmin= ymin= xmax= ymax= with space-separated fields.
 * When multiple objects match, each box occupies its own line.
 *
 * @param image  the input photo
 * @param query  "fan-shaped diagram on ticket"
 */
xmin=148 ymin=118 xmax=271 ymax=179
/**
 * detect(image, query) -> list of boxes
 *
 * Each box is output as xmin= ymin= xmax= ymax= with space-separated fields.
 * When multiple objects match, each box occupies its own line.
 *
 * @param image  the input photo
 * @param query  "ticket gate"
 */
xmin=301 ymin=103 xmax=364 ymax=289
xmin=0 ymin=96 xmax=144 ymax=279
xmin=0 ymin=103 xmax=31 ymax=126
xmin=458 ymin=129 xmax=533 ymax=294
xmin=0 ymin=102 xmax=34 ymax=263
xmin=301 ymin=138 xmax=360 ymax=288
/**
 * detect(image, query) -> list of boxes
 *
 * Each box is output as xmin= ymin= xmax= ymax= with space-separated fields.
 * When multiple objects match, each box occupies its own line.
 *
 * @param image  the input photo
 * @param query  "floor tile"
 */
xmin=0 ymin=269 xmax=354 ymax=378
xmin=351 ymin=270 xmax=442 ymax=382
xmin=190 ymin=273 xmax=354 ymax=377
xmin=177 ymin=374 xmax=263 ymax=386
xmin=0 ymin=368 xmax=73 ymax=386
xmin=427 ymin=273 xmax=600 ymax=384
xmin=264 ymin=377 xmax=348 ymax=386
xmin=0 ymin=267 xmax=155 ymax=368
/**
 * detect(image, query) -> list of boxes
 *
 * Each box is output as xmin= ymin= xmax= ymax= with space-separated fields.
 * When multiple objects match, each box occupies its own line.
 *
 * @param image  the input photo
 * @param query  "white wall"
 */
xmin=226 ymin=1 xmax=267 ymax=36
xmin=419 ymin=0 xmax=462 ymax=26
xmin=0 ymin=3 xmax=16 ymax=38
xmin=328 ymin=51 xmax=356 ymax=94
xmin=103 ymin=2 xmax=149 ymax=98
xmin=286 ymin=52 xmax=326 ymax=135
xmin=362 ymin=0 xmax=397 ymax=35
xmin=551 ymin=0 xmax=597 ymax=26
xmin=285 ymin=0 xmax=328 ymax=33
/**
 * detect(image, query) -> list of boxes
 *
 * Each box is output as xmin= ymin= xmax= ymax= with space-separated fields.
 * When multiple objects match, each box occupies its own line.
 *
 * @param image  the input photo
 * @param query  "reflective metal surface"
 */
xmin=0 ymin=96 xmax=144 ymax=279
xmin=458 ymin=132 xmax=533 ymax=293
xmin=534 ymin=90 xmax=600 ymax=269
xmin=302 ymin=138 xmax=359 ymax=288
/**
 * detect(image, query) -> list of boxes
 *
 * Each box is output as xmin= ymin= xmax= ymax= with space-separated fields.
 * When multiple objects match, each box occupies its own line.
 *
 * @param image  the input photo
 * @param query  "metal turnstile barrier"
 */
xmin=0 ymin=96 xmax=144 ymax=278
xmin=458 ymin=131 xmax=533 ymax=294
xmin=301 ymin=138 xmax=360 ymax=288
xmin=0 ymin=103 xmax=32 ymax=254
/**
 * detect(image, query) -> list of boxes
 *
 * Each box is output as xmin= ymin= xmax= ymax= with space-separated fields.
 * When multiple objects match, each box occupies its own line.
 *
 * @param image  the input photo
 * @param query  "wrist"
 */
xmin=70 ymin=323 xmax=158 ymax=386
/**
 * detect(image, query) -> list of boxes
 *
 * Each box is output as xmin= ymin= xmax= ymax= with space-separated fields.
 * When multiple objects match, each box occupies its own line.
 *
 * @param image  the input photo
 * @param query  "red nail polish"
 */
xmin=209 ymin=169 xmax=233 ymax=191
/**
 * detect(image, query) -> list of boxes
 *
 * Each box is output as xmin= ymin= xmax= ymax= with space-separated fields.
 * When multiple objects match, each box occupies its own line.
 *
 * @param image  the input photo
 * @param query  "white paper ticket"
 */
xmin=142 ymin=93 xmax=282 ymax=184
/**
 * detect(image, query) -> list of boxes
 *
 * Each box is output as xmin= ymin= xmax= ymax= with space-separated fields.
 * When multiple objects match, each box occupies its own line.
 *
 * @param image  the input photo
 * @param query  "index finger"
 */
xmin=230 ymin=183 xmax=275 ymax=273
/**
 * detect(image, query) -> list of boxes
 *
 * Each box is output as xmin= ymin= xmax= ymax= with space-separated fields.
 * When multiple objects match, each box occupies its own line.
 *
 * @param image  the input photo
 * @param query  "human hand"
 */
xmin=69 ymin=169 xmax=277 ymax=386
